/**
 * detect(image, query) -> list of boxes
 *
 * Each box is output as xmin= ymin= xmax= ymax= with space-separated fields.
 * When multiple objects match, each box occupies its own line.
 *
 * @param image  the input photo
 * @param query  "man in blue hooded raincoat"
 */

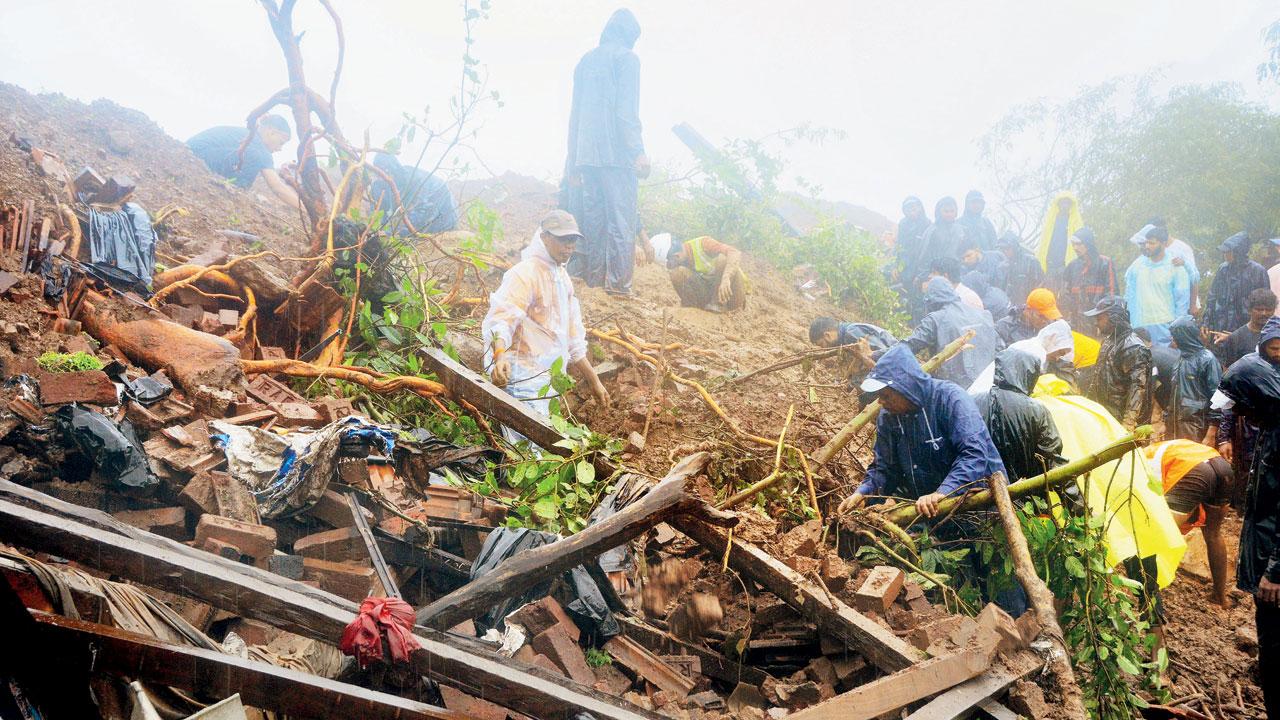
xmin=562 ymin=9 xmax=648 ymax=297
xmin=902 ymin=276 xmax=999 ymax=389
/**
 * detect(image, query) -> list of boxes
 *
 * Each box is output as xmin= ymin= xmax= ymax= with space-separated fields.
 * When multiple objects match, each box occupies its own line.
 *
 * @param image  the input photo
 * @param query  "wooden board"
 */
xmin=0 ymin=481 xmax=661 ymax=720
xmin=788 ymin=649 xmax=993 ymax=720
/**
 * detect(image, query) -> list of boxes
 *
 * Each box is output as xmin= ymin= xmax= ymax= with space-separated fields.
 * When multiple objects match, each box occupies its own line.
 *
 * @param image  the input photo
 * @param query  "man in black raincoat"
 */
xmin=974 ymin=348 xmax=1065 ymax=482
xmin=1061 ymin=227 xmax=1117 ymax=328
xmin=919 ymin=197 xmax=967 ymax=267
xmin=957 ymin=190 xmax=997 ymax=252
xmin=895 ymin=195 xmax=930 ymax=288
xmin=1217 ymin=316 xmax=1280 ymax=717
xmin=1204 ymin=232 xmax=1269 ymax=335
xmin=1082 ymin=295 xmax=1153 ymax=430
xmin=903 ymin=276 xmax=999 ymax=389
xmin=996 ymin=231 xmax=1045 ymax=309
xmin=563 ymin=9 xmax=648 ymax=296
xmin=1167 ymin=315 xmax=1221 ymax=442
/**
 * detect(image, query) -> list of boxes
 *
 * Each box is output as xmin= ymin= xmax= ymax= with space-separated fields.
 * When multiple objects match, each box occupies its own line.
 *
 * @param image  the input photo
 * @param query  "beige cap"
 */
xmin=540 ymin=209 xmax=583 ymax=239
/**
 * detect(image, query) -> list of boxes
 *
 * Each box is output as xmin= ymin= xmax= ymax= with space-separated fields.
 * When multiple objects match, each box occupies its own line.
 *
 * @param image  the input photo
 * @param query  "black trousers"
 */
xmin=1260 ymin=598 xmax=1280 ymax=719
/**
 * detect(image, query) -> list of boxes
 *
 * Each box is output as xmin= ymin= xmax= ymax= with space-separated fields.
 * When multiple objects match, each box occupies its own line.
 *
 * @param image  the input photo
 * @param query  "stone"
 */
xmin=506 ymin=596 xmax=581 ymax=642
xmin=774 ymin=681 xmax=822 ymax=710
xmin=626 ymin=431 xmax=646 ymax=454
xmin=111 ymin=507 xmax=187 ymax=541
xmin=975 ymin=603 xmax=1024 ymax=654
xmin=819 ymin=554 xmax=851 ymax=592
xmin=853 ymin=565 xmax=905 ymax=613
xmin=1236 ymin=625 xmax=1259 ymax=654
xmin=530 ymin=626 xmax=594 ymax=685
xmin=267 ymin=553 xmax=305 ymax=580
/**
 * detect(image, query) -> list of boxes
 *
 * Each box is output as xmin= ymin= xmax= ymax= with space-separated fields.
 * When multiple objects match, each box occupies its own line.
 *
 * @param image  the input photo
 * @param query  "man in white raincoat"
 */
xmin=483 ymin=210 xmax=610 ymax=443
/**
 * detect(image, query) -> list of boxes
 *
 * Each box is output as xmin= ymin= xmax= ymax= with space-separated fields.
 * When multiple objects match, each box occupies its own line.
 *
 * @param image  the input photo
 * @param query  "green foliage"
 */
xmin=641 ymin=130 xmax=907 ymax=334
xmin=979 ymin=79 xmax=1280 ymax=265
xmin=36 ymin=351 xmax=103 ymax=373
xmin=585 ymin=648 xmax=613 ymax=668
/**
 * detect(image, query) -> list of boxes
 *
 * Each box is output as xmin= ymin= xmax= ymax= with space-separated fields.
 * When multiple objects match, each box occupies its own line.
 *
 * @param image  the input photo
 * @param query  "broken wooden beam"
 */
xmin=416 ymin=452 xmax=735 ymax=630
xmin=788 ymin=648 xmax=995 ymax=720
xmin=347 ymin=491 xmax=399 ymax=599
xmin=616 ymin=615 xmax=770 ymax=687
xmin=903 ymin=650 xmax=1041 ymax=720
xmin=0 ymin=481 xmax=661 ymax=720
xmin=26 ymin=610 xmax=463 ymax=720
xmin=670 ymin=516 xmax=926 ymax=672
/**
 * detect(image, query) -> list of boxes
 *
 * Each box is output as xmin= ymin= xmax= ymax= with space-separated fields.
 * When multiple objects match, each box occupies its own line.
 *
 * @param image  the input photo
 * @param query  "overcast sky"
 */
xmin=1 ymin=1 xmax=1276 ymax=220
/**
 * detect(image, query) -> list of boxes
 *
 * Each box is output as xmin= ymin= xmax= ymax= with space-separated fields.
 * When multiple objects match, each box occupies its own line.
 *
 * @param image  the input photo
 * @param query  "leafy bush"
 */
xmin=37 ymin=351 xmax=103 ymax=373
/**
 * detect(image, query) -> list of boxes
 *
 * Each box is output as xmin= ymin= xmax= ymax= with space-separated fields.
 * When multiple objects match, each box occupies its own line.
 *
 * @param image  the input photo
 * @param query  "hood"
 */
xmin=1221 ymin=231 xmax=1252 ymax=262
xmin=600 ymin=9 xmax=641 ymax=48
xmin=902 ymin=195 xmax=924 ymax=214
xmin=521 ymin=230 xmax=557 ymax=267
xmin=1073 ymin=226 xmax=1099 ymax=260
xmin=865 ymin=343 xmax=930 ymax=409
xmin=1262 ymin=316 xmax=1280 ymax=359
xmin=1128 ymin=223 xmax=1158 ymax=247
xmin=995 ymin=231 xmax=1022 ymax=250
xmin=962 ymin=190 xmax=985 ymax=217
xmin=1169 ymin=315 xmax=1204 ymax=355
xmin=933 ymin=197 xmax=957 ymax=225
xmin=924 ymin=275 xmax=960 ymax=310
xmin=993 ymin=348 xmax=1042 ymax=396
xmin=962 ymin=270 xmax=990 ymax=295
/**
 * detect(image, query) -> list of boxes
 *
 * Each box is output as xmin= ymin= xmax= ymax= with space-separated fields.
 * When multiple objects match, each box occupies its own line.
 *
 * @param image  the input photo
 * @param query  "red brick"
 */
xmin=293 ymin=526 xmax=367 ymax=563
xmin=226 ymin=618 xmax=279 ymax=647
xmin=37 ymin=370 xmax=117 ymax=406
xmin=272 ymin=402 xmax=324 ymax=428
xmin=437 ymin=685 xmax=510 ymax=720
xmin=111 ymin=507 xmax=188 ymax=540
xmin=199 ymin=537 xmax=243 ymax=561
xmin=193 ymin=515 xmax=276 ymax=560
xmin=529 ymin=626 xmax=594 ymax=685
xmin=854 ymin=565 xmax=905 ymax=613
xmin=301 ymin=557 xmax=375 ymax=601
xmin=506 ymin=596 xmax=580 ymax=642
xmin=307 ymin=489 xmax=365 ymax=528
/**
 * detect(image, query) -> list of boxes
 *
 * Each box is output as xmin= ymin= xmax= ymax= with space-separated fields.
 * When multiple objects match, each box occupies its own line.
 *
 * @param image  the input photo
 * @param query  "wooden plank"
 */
xmin=416 ymin=453 xmax=726 ymax=629
xmin=904 ymin=651 xmax=1040 ymax=720
xmin=27 ymin=610 xmax=464 ymax=720
xmin=671 ymin=516 xmax=925 ymax=672
xmin=0 ymin=484 xmax=661 ymax=720
xmin=604 ymin=634 xmax=696 ymax=699
xmin=788 ymin=649 xmax=993 ymax=720
xmin=616 ymin=616 xmax=770 ymax=687
xmin=421 ymin=347 xmax=568 ymax=456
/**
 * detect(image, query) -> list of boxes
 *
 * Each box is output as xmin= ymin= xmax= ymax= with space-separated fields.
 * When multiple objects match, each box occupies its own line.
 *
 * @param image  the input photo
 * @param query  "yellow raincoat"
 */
xmin=1036 ymin=191 xmax=1084 ymax=273
xmin=1032 ymin=374 xmax=1186 ymax=587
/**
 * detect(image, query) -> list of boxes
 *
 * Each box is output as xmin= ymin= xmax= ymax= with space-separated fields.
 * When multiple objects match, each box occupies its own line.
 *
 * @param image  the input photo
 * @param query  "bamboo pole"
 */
xmin=810 ymin=330 xmax=976 ymax=467
xmin=877 ymin=426 xmax=1153 ymax=527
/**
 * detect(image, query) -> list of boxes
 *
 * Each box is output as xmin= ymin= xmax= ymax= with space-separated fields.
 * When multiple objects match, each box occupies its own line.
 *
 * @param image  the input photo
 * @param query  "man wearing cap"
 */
xmin=482 ymin=210 xmax=610 ymax=443
xmin=666 ymin=236 xmax=746 ymax=311
xmin=1203 ymin=232 xmax=1269 ymax=335
xmin=187 ymin=115 xmax=301 ymax=210
xmin=1083 ymin=295 xmax=1153 ymax=430
xmin=1124 ymin=225 xmax=1191 ymax=347
xmin=1025 ymin=288 xmax=1077 ymax=388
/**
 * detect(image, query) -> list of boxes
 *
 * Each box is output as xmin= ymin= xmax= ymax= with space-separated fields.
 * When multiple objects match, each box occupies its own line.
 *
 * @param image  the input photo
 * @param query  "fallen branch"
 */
xmin=240 ymin=358 xmax=446 ymax=399
xmin=717 ymin=404 xmax=793 ymax=510
xmin=811 ymin=330 xmax=975 ymax=467
xmin=416 ymin=453 xmax=736 ymax=629
xmin=724 ymin=346 xmax=840 ymax=386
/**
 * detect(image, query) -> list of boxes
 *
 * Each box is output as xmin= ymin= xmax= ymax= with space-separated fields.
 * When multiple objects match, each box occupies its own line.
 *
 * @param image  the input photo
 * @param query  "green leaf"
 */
xmin=576 ymin=460 xmax=596 ymax=485
xmin=1115 ymin=654 xmax=1140 ymax=676
xmin=1064 ymin=556 xmax=1085 ymax=578
xmin=531 ymin=496 xmax=558 ymax=521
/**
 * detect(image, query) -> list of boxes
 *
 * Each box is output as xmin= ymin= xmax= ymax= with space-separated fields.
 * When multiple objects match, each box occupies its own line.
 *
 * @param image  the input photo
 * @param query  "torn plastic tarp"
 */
xmin=472 ymin=527 xmax=620 ymax=643
xmin=395 ymin=427 xmax=505 ymax=495
xmin=103 ymin=361 xmax=172 ymax=406
xmin=54 ymin=404 xmax=157 ymax=490
xmin=210 ymin=416 xmax=396 ymax=519
xmin=87 ymin=204 xmax=156 ymax=286
xmin=40 ymin=254 xmax=72 ymax=302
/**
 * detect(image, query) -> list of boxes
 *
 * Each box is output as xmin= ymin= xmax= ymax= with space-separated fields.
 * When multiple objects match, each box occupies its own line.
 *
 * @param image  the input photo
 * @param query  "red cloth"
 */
xmin=339 ymin=597 xmax=422 ymax=668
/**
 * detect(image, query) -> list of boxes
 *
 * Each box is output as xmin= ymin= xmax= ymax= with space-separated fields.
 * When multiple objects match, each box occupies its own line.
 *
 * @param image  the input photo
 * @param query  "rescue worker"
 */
xmin=187 ymin=114 xmax=302 ymax=210
xmin=370 ymin=152 xmax=458 ymax=235
xmin=928 ymin=256 xmax=983 ymax=311
xmin=1125 ymin=225 xmax=1191 ymax=346
xmin=895 ymin=195 xmax=931 ymax=290
xmin=960 ymin=241 xmax=1008 ymax=292
xmin=963 ymin=271 xmax=1010 ymax=322
xmin=1037 ymin=192 xmax=1083 ymax=279
xmin=1083 ymin=295 xmax=1153 ymax=430
xmin=1142 ymin=440 xmax=1234 ymax=606
xmin=903 ymin=276 xmax=999 ymax=390
xmin=808 ymin=317 xmax=897 ymax=353
xmin=919 ymin=197 xmax=967 ymax=267
xmin=1167 ymin=315 xmax=1221 ymax=442
xmin=1210 ymin=288 xmax=1277 ymax=368
xmin=996 ymin=231 xmax=1045 ymax=308
xmin=667 ymin=236 xmax=746 ymax=311
xmin=1203 ymin=232 xmax=1269 ymax=335
xmin=563 ymin=9 xmax=648 ymax=296
xmin=1216 ymin=316 xmax=1280 ymax=717
xmin=482 ymin=210 xmax=610 ymax=444
xmin=957 ymin=190 xmax=997 ymax=252
xmin=974 ymin=348 xmax=1066 ymax=481
xmin=1060 ymin=227 xmax=1117 ymax=328
xmin=1024 ymin=288 xmax=1077 ymax=390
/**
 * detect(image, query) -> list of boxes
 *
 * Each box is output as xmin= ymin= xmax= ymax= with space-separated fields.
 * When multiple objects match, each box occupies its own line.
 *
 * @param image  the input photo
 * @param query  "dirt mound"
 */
xmin=0 ymin=81 xmax=306 ymax=262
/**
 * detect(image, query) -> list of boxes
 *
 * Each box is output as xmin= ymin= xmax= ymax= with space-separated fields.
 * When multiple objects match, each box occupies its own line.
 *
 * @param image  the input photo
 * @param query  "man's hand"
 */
xmin=492 ymin=356 xmax=511 ymax=387
xmin=717 ymin=276 xmax=733 ymax=304
xmin=591 ymin=381 xmax=611 ymax=408
xmin=838 ymin=492 xmax=865 ymax=515
xmin=1257 ymin=577 xmax=1280 ymax=605
xmin=634 ymin=154 xmax=651 ymax=179
xmin=1218 ymin=441 xmax=1233 ymax=463
xmin=915 ymin=492 xmax=946 ymax=519
xmin=1171 ymin=256 xmax=1185 ymax=267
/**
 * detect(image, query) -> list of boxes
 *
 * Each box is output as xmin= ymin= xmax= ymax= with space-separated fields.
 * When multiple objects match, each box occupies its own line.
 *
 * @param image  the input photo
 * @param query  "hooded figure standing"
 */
xmin=562 ymin=9 xmax=648 ymax=296
xmin=974 ymin=349 xmax=1065 ymax=482
xmin=903 ymin=276 xmax=999 ymax=389
xmin=1204 ymin=232 xmax=1269 ymax=334
xmin=1167 ymin=315 xmax=1221 ymax=442
xmin=895 ymin=196 xmax=931 ymax=288
xmin=1036 ymin=192 xmax=1084 ymax=279
xmin=1061 ymin=227 xmax=1116 ymax=327
xmin=1083 ymin=296 xmax=1153 ymax=430
xmin=957 ymin=190 xmax=997 ymax=252
xmin=1216 ymin=317 xmax=1280 ymax=718
xmin=919 ymin=197 xmax=967 ymax=268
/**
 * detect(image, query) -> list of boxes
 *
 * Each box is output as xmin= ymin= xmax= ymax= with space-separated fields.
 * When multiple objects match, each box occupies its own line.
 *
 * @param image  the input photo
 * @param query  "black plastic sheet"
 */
xmin=87 ymin=204 xmax=156 ymax=286
xmin=54 ymin=404 xmax=157 ymax=490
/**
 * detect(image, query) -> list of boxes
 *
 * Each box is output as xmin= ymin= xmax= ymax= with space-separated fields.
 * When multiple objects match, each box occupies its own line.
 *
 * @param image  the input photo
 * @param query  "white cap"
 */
xmin=860 ymin=376 xmax=889 ymax=393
